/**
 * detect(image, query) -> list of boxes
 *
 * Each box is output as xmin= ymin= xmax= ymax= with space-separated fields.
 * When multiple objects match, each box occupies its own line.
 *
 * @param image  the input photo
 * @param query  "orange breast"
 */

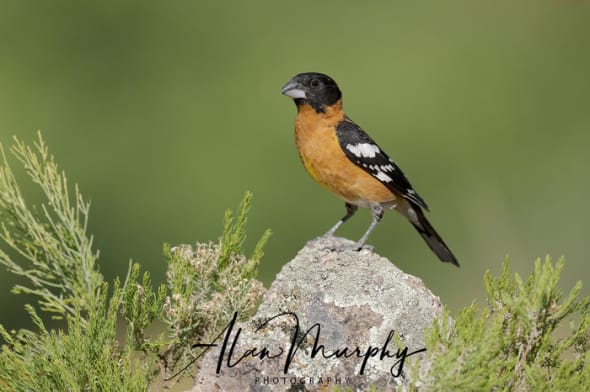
xmin=294 ymin=102 xmax=396 ymax=206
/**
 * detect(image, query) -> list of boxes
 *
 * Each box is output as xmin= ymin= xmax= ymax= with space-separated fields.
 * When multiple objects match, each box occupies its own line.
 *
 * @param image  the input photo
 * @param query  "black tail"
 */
xmin=410 ymin=208 xmax=459 ymax=267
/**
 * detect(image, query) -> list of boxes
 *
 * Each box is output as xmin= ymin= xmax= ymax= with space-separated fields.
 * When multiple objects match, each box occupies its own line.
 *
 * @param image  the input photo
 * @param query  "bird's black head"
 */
xmin=280 ymin=72 xmax=342 ymax=113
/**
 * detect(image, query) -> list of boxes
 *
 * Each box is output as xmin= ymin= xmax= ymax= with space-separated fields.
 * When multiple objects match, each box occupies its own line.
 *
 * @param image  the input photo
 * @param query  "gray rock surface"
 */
xmin=191 ymin=236 xmax=443 ymax=391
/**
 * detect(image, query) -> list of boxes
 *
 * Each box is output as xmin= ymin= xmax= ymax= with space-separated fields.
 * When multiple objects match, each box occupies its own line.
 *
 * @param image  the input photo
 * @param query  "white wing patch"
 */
xmin=374 ymin=171 xmax=393 ymax=182
xmin=369 ymin=163 xmax=395 ymax=172
xmin=346 ymin=143 xmax=380 ymax=158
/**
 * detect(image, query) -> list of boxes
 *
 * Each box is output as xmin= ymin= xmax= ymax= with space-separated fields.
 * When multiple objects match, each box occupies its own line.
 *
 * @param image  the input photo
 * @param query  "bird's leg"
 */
xmin=353 ymin=203 xmax=384 ymax=250
xmin=324 ymin=203 xmax=358 ymax=237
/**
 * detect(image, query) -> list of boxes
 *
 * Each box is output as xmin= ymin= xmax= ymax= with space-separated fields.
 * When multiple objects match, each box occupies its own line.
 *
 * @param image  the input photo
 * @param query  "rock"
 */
xmin=191 ymin=236 xmax=444 ymax=391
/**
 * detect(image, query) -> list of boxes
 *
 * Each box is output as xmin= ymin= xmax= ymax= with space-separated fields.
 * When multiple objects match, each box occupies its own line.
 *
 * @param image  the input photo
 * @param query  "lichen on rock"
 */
xmin=191 ymin=236 xmax=444 ymax=392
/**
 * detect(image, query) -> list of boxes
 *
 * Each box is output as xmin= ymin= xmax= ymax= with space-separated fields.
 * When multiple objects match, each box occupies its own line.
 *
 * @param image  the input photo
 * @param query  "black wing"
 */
xmin=335 ymin=117 xmax=429 ymax=211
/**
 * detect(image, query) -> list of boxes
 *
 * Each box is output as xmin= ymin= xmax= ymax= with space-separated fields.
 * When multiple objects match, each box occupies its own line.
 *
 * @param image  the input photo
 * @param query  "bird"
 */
xmin=280 ymin=72 xmax=459 ymax=266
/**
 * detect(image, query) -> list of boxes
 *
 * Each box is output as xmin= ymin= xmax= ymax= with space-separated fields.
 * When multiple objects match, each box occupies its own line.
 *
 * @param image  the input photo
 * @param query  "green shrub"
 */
xmin=0 ymin=133 xmax=270 ymax=391
xmin=1 ymin=134 xmax=588 ymax=391
xmin=417 ymin=257 xmax=590 ymax=391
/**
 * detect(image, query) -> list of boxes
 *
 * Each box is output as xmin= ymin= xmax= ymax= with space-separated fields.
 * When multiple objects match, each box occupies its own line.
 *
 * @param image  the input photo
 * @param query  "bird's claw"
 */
xmin=354 ymin=243 xmax=374 ymax=252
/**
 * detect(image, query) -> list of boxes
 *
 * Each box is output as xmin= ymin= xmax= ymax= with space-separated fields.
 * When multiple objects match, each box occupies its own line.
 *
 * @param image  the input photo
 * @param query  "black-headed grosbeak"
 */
xmin=280 ymin=72 xmax=459 ymax=267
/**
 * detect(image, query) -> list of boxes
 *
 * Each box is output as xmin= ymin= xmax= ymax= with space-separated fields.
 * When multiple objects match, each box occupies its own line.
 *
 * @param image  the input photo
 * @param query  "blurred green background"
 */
xmin=1 ymin=0 xmax=589 ymax=334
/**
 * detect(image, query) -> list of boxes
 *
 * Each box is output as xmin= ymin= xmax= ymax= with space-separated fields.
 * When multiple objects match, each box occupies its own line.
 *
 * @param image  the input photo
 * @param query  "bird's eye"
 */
xmin=310 ymin=79 xmax=321 ymax=88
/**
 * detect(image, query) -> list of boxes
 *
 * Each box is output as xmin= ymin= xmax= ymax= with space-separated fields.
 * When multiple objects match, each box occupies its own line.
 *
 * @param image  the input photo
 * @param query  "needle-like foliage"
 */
xmin=0 ymin=133 xmax=269 ymax=390
xmin=1 ymin=134 xmax=587 ymax=391
xmin=415 ymin=257 xmax=590 ymax=391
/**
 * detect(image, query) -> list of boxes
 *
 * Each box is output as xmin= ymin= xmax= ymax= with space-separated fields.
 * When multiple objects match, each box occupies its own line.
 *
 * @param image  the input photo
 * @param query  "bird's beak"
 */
xmin=280 ymin=79 xmax=306 ymax=99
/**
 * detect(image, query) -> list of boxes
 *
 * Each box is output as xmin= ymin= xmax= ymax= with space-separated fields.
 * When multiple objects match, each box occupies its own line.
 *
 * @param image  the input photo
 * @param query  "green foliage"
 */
xmin=0 ymin=280 xmax=149 ymax=392
xmin=219 ymin=191 xmax=271 ymax=279
xmin=418 ymin=257 xmax=590 ymax=391
xmin=0 ymin=134 xmax=269 ymax=390
xmin=2 ymin=134 xmax=589 ymax=391
xmin=0 ymin=133 xmax=101 ymax=322
xmin=120 ymin=194 xmax=269 ymax=384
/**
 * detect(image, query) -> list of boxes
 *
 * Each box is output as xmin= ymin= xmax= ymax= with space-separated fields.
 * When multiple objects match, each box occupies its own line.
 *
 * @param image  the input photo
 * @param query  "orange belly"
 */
xmin=294 ymin=103 xmax=396 ymax=207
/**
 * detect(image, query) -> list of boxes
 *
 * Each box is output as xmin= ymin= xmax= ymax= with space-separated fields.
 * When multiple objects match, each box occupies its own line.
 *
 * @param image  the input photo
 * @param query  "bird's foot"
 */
xmin=313 ymin=235 xmax=375 ymax=252
xmin=353 ymin=242 xmax=374 ymax=252
xmin=330 ymin=239 xmax=374 ymax=252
